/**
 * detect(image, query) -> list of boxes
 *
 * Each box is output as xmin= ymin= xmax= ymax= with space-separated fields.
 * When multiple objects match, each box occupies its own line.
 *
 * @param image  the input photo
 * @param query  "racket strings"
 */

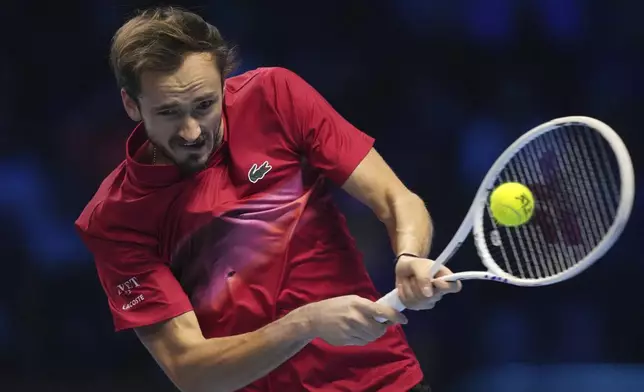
xmin=483 ymin=123 xmax=621 ymax=279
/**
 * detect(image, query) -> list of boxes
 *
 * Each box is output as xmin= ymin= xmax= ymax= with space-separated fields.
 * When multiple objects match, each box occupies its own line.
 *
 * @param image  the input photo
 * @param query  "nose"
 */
xmin=178 ymin=117 xmax=201 ymax=142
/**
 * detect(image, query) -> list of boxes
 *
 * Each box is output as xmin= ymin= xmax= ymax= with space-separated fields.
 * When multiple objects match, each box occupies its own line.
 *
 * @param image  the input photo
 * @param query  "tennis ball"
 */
xmin=489 ymin=182 xmax=535 ymax=227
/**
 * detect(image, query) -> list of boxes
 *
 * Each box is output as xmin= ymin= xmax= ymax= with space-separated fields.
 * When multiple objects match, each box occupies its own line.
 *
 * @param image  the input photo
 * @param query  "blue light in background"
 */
xmin=463 ymin=0 xmax=516 ymax=45
xmin=481 ymin=305 xmax=530 ymax=363
xmin=452 ymin=364 xmax=644 ymax=392
xmin=458 ymin=117 xmax=508 ymax=187
xmin=537 ymin=0 xmax=584 ymax=42
xmin=553 ymin=302 xmax=602 ymax=361
xmin=0 ymin=156 xmax=89 ymax=271
xmin=390 ymin=0 xmax=458 ymax=35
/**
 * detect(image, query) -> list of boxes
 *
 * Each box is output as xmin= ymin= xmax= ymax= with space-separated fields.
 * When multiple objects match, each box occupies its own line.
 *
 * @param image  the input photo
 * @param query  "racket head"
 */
xmin=470 ymin=116 xmax=635 ymax=286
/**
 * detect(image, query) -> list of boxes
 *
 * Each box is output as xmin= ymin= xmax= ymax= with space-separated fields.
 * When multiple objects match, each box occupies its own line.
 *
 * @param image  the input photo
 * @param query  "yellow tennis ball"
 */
xmin=489 ymin=182 xmax=535 ymax=227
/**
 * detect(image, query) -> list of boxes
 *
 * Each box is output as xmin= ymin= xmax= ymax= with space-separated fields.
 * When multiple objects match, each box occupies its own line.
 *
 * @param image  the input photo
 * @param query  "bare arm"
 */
xmin=135 ymin=296 xmax=406 ymax=392
xmin=136 ymin=310 xmax=313 ymax=392
xmin=342 ymin=148 xmax=433 ymax=258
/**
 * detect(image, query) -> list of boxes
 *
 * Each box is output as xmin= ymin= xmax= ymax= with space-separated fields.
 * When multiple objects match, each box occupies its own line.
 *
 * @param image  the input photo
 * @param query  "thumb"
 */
xmin=409 ymin=260 xmax=433 ymax=297
xmin=370 ymin=302 xmax=408 ymax=325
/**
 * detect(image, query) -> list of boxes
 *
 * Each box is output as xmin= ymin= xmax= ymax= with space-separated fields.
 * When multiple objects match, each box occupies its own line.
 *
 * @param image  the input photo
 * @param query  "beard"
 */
xmin=149 ymin=127 xmax=221 ymax=177
xmin=174 ymin=149 xmax=210 ymax=177
xmin=156 ymin=140 xmax=210 ymax=177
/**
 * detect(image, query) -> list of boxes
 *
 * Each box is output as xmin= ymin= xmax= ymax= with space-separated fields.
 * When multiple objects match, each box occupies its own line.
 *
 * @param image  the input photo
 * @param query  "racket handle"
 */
xmin=374 ymin=289 xmax=406 ymax=323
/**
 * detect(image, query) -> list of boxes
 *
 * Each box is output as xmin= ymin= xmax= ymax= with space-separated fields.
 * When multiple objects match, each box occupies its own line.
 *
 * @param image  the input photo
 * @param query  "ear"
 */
xmin=121 ymin=88 xmax=142 ymax=122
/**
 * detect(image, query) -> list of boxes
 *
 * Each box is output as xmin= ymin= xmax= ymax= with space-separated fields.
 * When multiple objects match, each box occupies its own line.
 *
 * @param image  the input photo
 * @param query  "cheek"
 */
xmin=205 ymin=103 xmax=223 ymax=123
xmin=204 ymin=110 xmax=222 ymax=129
xmin=144 ymin=118 xmax=177 ymax=145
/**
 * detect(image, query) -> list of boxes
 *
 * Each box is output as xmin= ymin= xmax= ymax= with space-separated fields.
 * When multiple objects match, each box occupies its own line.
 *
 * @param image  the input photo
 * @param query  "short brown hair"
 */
xmin=110 ymin=6 xmax=237 ymax=99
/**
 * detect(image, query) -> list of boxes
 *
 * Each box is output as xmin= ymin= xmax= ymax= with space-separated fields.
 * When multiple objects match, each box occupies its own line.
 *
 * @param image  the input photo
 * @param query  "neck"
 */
xmin=148 ymin=143 xmax=171 ymax=165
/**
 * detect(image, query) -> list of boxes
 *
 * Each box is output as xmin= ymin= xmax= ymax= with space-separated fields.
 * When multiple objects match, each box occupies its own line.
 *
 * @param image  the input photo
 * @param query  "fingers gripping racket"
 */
xmin=377 ymin=116 xmax=635 ymax=314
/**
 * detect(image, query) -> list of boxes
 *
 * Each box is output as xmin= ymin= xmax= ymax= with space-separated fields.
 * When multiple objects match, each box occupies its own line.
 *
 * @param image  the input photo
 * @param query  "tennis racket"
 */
xmin=376 ymin=116 xmax=635 ymax=316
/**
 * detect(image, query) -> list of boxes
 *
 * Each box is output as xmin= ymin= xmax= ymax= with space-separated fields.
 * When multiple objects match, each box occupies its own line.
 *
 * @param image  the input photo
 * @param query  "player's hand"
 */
xmin=300 ymin=295 xmax=408 ymax=346
xmin=395 ymin=255 xmax=462 ymax=310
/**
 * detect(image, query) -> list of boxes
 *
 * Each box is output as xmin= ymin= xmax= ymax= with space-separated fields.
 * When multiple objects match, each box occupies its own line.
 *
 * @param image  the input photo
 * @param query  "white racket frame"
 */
xmin=377 ymin=116 xmax=635 ymax=312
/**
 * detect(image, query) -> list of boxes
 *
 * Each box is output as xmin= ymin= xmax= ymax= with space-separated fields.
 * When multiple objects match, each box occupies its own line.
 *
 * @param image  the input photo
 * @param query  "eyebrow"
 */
xmin=153 ymin=93 xmax=219 ymax=112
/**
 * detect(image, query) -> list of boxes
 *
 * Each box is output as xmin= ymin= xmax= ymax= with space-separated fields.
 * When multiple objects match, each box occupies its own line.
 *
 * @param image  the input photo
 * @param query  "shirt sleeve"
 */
xmin=265 ymin=67 xmax=375 ymax=186
xmin=81 ymin=234 xmax=193 ymax=332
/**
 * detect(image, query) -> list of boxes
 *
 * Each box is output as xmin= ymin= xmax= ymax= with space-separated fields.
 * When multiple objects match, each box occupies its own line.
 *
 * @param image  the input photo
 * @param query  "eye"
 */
xmin=196 ymin=100 xmax=214 ymax=111
xmin=158 ymin=109 xmax=178 ymax=117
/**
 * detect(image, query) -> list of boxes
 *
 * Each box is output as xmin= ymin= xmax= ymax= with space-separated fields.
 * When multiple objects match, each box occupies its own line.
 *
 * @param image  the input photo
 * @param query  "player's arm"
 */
xmin=264 ymin=67 xmax=459 ymax=307
xmin=135 ymin=309 xmax=314 ymax=392
xmin=75 ymin=232 xmax=313 ymax=391
xmin=339 ymin=151 xmax=461 ymax=306
xmin=341 ymin=148 xmax=432 ymax=258
xmin=264 ymin=67 xmax=432 ymax=258
xmin=83 ymin=238 xmax=316 ymax=392
xmin=136 ymin=296 xmax=405 ymax=392
xmin=78 ymin=231 xmax=405 ymax=392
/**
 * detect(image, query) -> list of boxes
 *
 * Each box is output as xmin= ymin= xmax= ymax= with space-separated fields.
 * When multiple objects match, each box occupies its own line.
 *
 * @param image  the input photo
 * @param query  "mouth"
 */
xmin=176 ymin=138 xmax=207 ymax=150
xmin=179 ymin=139 xmax=206 ymax=149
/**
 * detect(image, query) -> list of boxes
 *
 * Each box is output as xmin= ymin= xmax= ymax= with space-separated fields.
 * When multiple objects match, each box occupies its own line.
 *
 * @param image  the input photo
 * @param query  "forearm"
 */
xmin=176 ymin=310 xmax=313 ymax=392
xmin=381 ymin=192 xmax=433 ymax=258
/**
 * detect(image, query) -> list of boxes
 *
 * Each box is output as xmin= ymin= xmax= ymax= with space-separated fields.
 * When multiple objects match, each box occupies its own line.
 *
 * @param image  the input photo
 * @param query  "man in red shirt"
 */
xmin=76 ymin=7 xmax=461 ymax=392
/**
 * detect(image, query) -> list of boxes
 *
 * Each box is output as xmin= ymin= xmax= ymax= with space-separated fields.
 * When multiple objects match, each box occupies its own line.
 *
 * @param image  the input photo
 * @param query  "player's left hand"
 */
xmin=394 ymin=255 xmax=462 ymax=310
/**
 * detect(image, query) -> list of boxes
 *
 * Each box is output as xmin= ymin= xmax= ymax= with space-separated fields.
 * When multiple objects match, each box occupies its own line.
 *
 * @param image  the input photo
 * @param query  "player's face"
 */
xmin=123 ymin=52 xmax=224 ymax=175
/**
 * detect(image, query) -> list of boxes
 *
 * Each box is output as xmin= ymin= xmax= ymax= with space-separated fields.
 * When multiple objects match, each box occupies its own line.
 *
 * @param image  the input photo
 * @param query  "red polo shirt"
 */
xmin=75 ymin=67 xmax=423 ymax=391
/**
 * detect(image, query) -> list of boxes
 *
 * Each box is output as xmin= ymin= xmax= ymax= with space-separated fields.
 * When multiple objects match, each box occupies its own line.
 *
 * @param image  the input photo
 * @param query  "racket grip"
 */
xmin=374 ymin=289 xmax=406 ymax=323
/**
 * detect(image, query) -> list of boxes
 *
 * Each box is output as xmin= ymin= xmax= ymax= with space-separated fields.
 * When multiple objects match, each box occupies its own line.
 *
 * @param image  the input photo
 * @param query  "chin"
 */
xmin=177 ymin=160 xmax=207 ymax=177
xmin=177 ymin=151 xmax=212 ymax=175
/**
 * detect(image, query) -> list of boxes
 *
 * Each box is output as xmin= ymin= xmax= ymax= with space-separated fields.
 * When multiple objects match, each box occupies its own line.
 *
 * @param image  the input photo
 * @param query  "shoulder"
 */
xmin=225 ymin=67 xmax=306 ymax=99
xmin=74 ymin=162 xmax=161 ymax=246
xmin=224 ymin=67 xmax=310 ymax=148
xmin=75 ymin=162 xmax=126 ymax=234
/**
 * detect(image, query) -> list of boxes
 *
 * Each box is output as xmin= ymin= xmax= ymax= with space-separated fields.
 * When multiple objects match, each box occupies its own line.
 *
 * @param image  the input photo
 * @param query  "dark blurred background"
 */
xmin=1 ymin=1 xmax=642 ymax=391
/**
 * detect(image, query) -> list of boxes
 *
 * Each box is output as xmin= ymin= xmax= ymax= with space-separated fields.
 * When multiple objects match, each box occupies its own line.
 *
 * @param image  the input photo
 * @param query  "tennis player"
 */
xmin=75 ymin=7 xmax=461 ymax=392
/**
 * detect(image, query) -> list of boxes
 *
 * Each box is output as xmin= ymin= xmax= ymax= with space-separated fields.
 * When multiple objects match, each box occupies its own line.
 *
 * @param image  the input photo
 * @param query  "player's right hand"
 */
xmin=300 ymin=295 xmax=407 ymax=346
